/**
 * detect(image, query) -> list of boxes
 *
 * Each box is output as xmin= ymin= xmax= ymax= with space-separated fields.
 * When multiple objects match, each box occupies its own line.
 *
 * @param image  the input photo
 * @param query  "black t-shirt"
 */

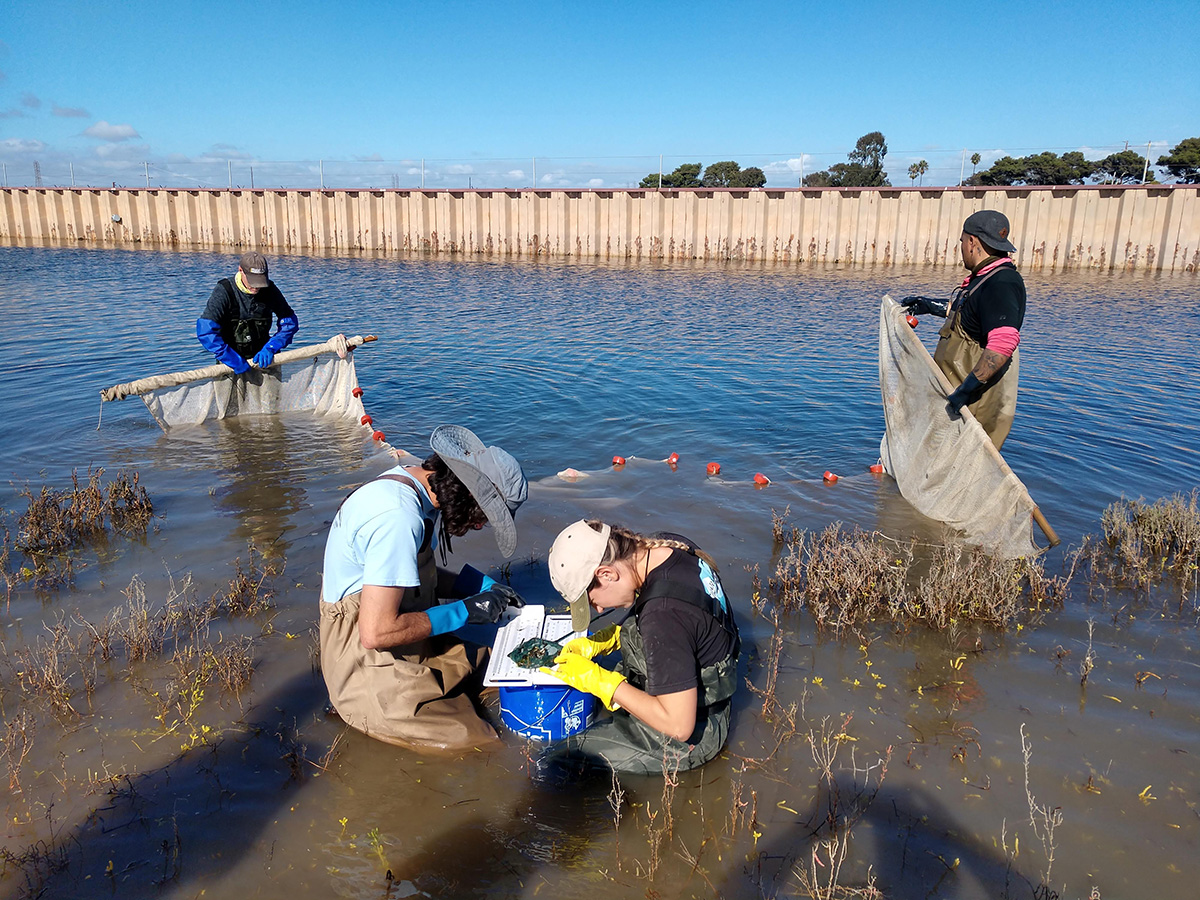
xmin=633 ymin=543 xmax=739 ymax=697
xmin=958 ymin=264 xmax=1025 ymax=346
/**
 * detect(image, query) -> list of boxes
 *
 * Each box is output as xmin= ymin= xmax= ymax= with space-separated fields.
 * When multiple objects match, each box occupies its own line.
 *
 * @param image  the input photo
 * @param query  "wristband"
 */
xmin=425 ymin=601 xmax=468 ymax=636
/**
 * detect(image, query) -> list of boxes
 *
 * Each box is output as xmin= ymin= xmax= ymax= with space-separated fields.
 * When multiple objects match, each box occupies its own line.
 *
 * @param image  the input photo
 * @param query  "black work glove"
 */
xmin=900 ymin=296 xmax=949 ymax=317
xmin=947 ymin=372 xmax=983 ymax=414
xmin=462 ymin=584 xmax=526 ymax=625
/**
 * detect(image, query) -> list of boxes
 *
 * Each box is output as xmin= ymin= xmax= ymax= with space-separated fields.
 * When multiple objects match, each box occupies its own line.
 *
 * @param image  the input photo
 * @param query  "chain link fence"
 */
xmin=0 ymin=142 xmax=1175 ymax=190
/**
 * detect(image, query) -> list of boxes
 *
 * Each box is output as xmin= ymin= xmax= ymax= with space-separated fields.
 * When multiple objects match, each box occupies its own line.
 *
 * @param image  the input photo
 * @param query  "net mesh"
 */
xmin=101 ymin=335 xmax=369 ymax=432
xmin=878 ymin=297 xmax=1039 ymax=558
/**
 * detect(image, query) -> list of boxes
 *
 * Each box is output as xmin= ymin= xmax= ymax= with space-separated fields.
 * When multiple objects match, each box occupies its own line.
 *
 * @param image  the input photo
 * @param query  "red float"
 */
xmin=372 ymin=430 xmax=385 ymax=442
xmin=869 ymin=464 xmax=884 ymax=474
xmin=906 ymin=314 xmax=919 ymax=328
xmin=360 ymin=414 xmax=373 ymax=426
xmin=612 ymin=456 xmax=626 ymax=467
xmin=667 ymin=452 xmax=680 ymax=465
xmin=706 ymin=462 xmax=721 ymax=476
xmin=352 ymin=387 xmax=364 ymax=398
xmin=823 ymin=470 xmax=839 ymax=483
xmin=753 ymin=473 xmax=770 ymax=485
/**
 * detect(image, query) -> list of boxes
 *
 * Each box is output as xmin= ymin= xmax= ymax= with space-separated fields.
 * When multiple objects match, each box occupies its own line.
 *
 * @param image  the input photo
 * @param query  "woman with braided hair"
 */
xmin=540 ymin=519 xmax=740 ymax=775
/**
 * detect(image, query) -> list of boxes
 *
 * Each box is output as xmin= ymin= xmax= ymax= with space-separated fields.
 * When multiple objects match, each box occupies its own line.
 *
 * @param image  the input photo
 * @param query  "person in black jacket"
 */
xmin=196 ymin=251 xmax=298 ymax=374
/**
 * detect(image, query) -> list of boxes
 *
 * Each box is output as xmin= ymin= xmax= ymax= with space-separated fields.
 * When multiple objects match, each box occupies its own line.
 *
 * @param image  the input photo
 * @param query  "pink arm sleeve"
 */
xmin=985 ymin=326 xmax=1020 ymax=357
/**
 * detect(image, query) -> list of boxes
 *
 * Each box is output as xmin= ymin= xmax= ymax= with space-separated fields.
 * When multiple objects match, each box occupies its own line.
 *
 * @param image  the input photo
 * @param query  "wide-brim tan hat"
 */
xmin=430 ymin=425 xmax=527 ymax=558
xmin=549 ymin=520 xmax=611 ymax=631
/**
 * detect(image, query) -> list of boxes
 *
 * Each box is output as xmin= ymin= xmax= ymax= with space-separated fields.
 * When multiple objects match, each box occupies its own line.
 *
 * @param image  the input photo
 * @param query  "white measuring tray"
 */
xmin=485 ymin=605 xmax=583 ymax=686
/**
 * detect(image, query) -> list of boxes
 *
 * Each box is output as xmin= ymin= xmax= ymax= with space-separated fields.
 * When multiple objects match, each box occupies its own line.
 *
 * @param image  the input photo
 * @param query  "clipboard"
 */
xmin=484 ymin=605 xmax=582 ymax=686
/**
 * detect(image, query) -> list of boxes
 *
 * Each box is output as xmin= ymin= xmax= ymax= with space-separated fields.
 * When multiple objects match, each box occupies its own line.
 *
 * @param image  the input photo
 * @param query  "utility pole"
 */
xmin=250 ymin=166 xmax=254 ymax=189
xmin=70 ymin=163 xmax=75 ymax=187
xmin=33 ymin=161 xmax=42 ymax=187
xmin=228 ymin=160 xmax=233 ymax=189
xmin=144 ymin=161 xmax=150 ymax=188
xmin=658 ymin=154 xmax=663 ymax=189
xmin=959 ymin=149 xmax=966 ymax=186
xmin=1142 ymin=140 xmax=1152 ymax=184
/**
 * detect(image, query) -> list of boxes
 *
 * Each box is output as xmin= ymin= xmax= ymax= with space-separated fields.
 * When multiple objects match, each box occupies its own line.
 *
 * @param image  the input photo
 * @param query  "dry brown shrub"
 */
xmin=1084 ymin=491 xmax=1200 ymax=609
xmin=772 ymin=519 xmax=1069 ymax=634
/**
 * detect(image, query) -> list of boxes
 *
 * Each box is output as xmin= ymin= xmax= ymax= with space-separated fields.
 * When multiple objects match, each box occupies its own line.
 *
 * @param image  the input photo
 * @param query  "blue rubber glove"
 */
xmin=197 ymin=318 xmax=251 ymax=374
xmin=426 ymin=601 xmax=469 ymax=636
xmin=947 ymin=372 xmax=984 ymax=413
xmin=252 ymin=347 xmax=275 ymax=368
xmin=454 ymin=564 xmax=498 ymax=596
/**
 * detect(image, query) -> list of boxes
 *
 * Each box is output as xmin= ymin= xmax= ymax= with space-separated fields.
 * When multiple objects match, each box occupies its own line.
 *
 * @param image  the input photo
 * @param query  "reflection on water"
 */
xmin=0 ymin=242 xmax=1198 ymax=899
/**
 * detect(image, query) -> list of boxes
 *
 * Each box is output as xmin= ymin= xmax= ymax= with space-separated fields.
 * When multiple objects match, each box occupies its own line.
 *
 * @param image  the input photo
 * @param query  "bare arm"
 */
xmin=357 ymin=584 xmax=432 ymax=650
xmin=972 ymin=348 xmax=1011 ymax=382
xmin=611 ymin=683 xmax=698 ymax=742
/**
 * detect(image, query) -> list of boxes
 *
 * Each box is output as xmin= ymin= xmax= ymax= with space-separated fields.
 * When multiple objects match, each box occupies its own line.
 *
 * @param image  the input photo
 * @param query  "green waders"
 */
xmin=934 ymin=277 xmax=1020 ymax=451
xmin=558 ymin=616 xmax=738 ymax=775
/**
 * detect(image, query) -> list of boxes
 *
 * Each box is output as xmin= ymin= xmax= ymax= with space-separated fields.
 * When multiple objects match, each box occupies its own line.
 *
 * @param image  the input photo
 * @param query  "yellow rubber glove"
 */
xmin=540 ymin=651 xmax=627 ymax=711
xmin=560 ymin=624 xmax=621 ymax=660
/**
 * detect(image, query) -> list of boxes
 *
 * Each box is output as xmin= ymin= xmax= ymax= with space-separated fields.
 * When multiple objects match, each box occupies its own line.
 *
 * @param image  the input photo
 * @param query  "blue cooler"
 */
xmin=498 ymin=685 xmax=595 ymax=741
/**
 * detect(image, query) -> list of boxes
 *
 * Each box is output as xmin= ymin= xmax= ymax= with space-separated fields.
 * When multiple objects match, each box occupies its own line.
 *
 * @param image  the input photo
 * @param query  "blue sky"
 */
xmin=2 ymin=0 xmax=1196 ymax=189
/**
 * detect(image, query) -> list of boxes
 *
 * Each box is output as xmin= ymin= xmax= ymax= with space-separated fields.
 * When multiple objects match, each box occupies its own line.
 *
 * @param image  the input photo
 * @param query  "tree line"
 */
xmin=640 ymin=160 xmax=766 ymax=189
xmin=641 ymin=135 xmax=1199 ymax=190
xmin=967 ymin=138 xmax=1199 ymax=185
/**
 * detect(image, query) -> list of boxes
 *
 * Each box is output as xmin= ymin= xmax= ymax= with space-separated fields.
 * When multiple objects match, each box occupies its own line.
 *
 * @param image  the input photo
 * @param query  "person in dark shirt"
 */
xmin=196 ymin=251 xmax=298 ymax=374
xmin=539 ymin=519 xmax=740 ymax=775
xmin=901 ymin=209 xmax=1026 ymax=448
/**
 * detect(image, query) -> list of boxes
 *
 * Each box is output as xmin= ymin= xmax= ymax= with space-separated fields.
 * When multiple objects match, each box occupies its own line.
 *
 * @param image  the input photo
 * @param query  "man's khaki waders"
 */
xmin=561 ymin=617 xmax=738 ymax=775
xmin=934 ymin=271 xmax=1020 ymax=450
xmin=319 ymin=475 xmax=498 ymax=750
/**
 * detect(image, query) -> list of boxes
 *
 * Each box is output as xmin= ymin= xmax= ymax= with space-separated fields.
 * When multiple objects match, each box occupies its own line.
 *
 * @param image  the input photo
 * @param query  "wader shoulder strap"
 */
xmin=939 ymin=264 xmax=1012 ymax=341
xmin=336 ymin=473 xmax=434 ymax=553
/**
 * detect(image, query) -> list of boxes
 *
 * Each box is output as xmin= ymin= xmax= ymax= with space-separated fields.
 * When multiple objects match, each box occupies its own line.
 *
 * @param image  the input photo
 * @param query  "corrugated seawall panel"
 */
xmin=1 ymin=186 xmax=1196 ymax=273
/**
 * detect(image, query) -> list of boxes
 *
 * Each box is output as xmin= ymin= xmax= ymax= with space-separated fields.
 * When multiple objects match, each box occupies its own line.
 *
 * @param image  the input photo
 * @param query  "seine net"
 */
xmin=100 ymin=335 xmax=370 ymax=432
xmin=878 ymin=297 xmax=1040 ymax=558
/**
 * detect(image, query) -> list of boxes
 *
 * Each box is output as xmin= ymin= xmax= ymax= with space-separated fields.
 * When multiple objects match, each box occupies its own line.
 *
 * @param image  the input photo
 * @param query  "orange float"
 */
xmin=612 ymin=456 xmax=626 ymax=467
xmin=706 ymin=462 xmax=721 ymax=476
xmin=753 ymin=473 xmax=770 ymax=485
xmin=823 ymin=471 xmax=839 ymax=483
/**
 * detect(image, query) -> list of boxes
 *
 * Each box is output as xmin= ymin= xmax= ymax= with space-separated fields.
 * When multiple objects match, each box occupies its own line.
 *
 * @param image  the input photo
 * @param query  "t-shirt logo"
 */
xmin=697 ymin=559 xmax=729 ymax=612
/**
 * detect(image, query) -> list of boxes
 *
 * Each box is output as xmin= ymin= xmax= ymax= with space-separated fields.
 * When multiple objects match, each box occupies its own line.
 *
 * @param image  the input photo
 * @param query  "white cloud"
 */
xmin=506 ymin=169 xmax=525 ymax=180
xmin=0 ymin=137 xmax=47 ymax=153
xmin=93 ymin=142 xmax=150 ymax=160
xmin=20 ymin=92 xmax=40 ymax=109
xmin=83 ymin=120 xmax=140 ymax=142
xmin=52 ymin=105 xmax=89 ymax=118
xmin=587 ymin=178 xmax=604 ymax=188
xmin=445 ymin=163 xmax=474 ymax=175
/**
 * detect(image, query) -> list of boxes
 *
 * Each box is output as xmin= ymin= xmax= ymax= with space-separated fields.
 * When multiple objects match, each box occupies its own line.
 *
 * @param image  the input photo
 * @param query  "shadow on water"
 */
xmin=15 ymin=665 xmax=329 ymax=899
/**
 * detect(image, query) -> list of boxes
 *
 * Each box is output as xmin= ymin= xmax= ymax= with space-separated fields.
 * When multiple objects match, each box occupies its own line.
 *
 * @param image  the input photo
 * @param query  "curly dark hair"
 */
xmin=423 ymin=453 xmax=487 ymax=558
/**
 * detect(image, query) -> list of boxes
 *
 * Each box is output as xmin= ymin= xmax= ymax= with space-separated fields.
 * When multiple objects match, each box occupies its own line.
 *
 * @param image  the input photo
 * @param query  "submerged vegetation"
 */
xmin=5 ymin=468 xmax=154 ymax=594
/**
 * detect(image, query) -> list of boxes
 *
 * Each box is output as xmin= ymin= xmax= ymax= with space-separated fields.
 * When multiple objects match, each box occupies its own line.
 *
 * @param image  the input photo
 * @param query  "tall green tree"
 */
xmin=803 ymin=131 xmax=891 ymax=187
xmin=640 ymin=163 xmax=702 ymax=189
xmin=907 ymin=160 xmax=929 ymax=186
xmin=970 ymin=151 xmax=1094 ymax=186
xmin=1156 ymin=137 xmax=1200 ymax=183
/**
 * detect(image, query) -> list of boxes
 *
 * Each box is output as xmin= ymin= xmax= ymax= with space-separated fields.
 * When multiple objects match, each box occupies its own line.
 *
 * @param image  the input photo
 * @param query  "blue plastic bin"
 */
xmin=498 ymin=684 xmax=595 ymax=741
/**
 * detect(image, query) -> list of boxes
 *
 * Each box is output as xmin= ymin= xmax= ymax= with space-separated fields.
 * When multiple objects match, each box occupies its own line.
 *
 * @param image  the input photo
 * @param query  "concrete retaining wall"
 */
xmin=1 ymin=184 xmax=1196 ymax=272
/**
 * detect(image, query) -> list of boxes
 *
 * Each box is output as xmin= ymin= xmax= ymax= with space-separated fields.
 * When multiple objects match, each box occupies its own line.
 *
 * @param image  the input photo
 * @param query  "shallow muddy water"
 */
xmin=0 ymin=243 xmax=1198 ymax=899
